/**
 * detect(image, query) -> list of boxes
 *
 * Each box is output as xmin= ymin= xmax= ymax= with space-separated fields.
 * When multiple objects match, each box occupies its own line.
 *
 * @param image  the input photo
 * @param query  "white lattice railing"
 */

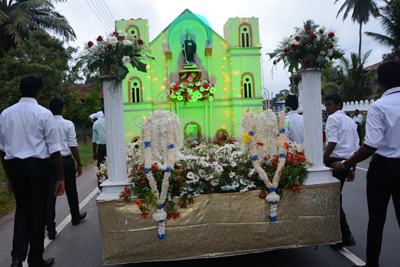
xmin=342 ymin=99 xmax=375 ymax=112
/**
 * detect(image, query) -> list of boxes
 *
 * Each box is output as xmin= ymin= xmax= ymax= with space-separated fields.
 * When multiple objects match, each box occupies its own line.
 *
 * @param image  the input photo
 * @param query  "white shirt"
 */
xmin=0 ymin=98 xmax=61 ymax=160
xmin=285 ymin=111 xmax=304 ymax=144
xmin=53 ymin=115 xmax=78 ymax=156
xmin=364 ymin=87 xmax=400 ymax=158
xmin=325 ymin=110 xmax=360 ymax=159
xmin=92 ymin=117 xmax=106 ymax=145
xmin=89 ymin=111 xmax=104 ymax=120
xmin=353 ymin=114 xmax=363 ymax=125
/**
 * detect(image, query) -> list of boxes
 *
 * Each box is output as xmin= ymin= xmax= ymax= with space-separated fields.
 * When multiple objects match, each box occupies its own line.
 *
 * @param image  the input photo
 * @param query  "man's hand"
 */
xmin=7 ymin=178 xmax=13 ymax=193
xmin=330 ymin=161 xmax=344 ymax=172
xmin=93 ymin=152 xmax=98 ymax=160
xmin=76 ymin=166 xmax=82 ymax=177
xmin=55 ymin=180 xmax=65 ymax=196
xmin=347 ymin=170 xmax=356 ymax=182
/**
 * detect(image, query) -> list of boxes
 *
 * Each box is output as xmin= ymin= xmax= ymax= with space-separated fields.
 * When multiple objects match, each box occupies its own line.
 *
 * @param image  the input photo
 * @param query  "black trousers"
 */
xmin=325 ymin=157 xmax=352 ymax=239
xmin=366 ymin=156 xmax=400 ymax=267
xmin=46 ymin=155 xmax=79 ymax=231
xmin=357 ymin=124 xmax=362 ymax=147
xmin=8 ymin=158 xmax=51 ymax=267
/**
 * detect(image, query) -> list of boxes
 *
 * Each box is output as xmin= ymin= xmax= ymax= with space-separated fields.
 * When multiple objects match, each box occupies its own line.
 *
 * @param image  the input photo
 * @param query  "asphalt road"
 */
xmin=0 ymin=158 xmax=399 ymax=267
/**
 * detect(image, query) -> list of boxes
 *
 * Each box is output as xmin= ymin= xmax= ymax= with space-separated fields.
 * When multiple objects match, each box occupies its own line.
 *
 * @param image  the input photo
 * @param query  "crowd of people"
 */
xmin=0 ymin=60 xmax=399 ymax=267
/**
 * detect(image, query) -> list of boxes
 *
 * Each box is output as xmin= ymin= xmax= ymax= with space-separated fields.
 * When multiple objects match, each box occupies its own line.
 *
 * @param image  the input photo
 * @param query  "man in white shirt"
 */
xmin=332 ymin=61 xmax=400 ymax=267
xmin=323 ymin=94 xmax=359 ymax=250
xmin=353 ymin=109 xmax=363 ymax=146
xmin=92 ymin=107 xmax=106 ymax=188
xmin=46 ymin=98 xmax=87 ymax=240
xmin=0 ymin=75 xmax=65 ymax=267
xmin=87 ymin=110 xmax=104 ymax=124
xmin=285 ymin=94 xmax=304 ymax=144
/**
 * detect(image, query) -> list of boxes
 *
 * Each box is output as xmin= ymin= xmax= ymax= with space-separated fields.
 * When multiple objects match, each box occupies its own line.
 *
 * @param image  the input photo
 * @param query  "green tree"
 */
xmin=0 ymin=30 xmax=81 ymax=112
xmin=322 ymin=51 xmax=375 ymax=102
xmin=0 ymin=0 xmax=75 ymax=59
xmin=365 ymin=0 xmax=400 ymax=60
xmin=334 ymin=0 xmax=379 ymax=65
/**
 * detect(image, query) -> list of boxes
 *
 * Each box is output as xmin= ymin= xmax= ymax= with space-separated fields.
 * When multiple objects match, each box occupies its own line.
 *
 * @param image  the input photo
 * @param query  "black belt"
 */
xmin=62 ymin=155 xmax=72 ymax=159
xmin=373 ymin=154 xmax=400 ymax=160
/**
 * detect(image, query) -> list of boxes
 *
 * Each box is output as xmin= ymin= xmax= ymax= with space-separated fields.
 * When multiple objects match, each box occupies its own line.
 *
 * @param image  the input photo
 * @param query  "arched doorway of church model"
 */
xmin=215 ymin=128 xmax=228 ymax=140
xmin=131 ymin=136 xmax=140 ymax=143
xmin=184 ymin=122 xmax=202 ymax=143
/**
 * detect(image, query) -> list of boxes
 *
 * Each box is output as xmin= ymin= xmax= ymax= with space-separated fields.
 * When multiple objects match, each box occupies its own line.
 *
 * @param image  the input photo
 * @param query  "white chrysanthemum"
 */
xmin=320 ymin=50 xmax=326 ymax=56
xmin=328 ymin=49 xmax=333 ymax=56
xmin=122 ymin=56 xmax=130 ymax=64
xmin=186 ymin=162 xmax=193 ymax=169
xmin=320 ymin=26 xmax=326 ymax=32
xmin=230 ymin=161 xmax=237 ymax=167
xmin=122 ymin=39 xmax=133 ymax=46
xmin=315 ymin=34 xmax=321 ymax=42
xmin=212 ymin=161 xmax=218 ymax=167
xmin=229 ymin=172 xmax=235 ymax=178
xmin=291 ymin=39 xmax=299 ymax=45
xmin=187 ymin=172 xmax=194 ymax=179
xmin=232 ymin=181 xmax=239 ymax=188
xmin=199 ymin=170 xmax=206 ymax=178
xmin=332 ymin=36 xmax=338 ymax=44
xmin=297 ymin=29 xmax=304 ymax=34
xmin=210 ymin=180 xmax=219 ymax=187
xmin=192 ymin=175 xmax=200 ymax=183
xmin=215 ymin=165 xmax=223 ymax=174
xmin=202 ymin=162 xmax=209 ymax=167
xmin=109 ymin=36 xmax=118 ymax=46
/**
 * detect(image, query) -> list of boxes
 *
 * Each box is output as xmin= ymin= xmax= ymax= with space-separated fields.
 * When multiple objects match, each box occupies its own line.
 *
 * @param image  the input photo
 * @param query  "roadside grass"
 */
xmin=0 ymin=140 xmax=97 ymax=220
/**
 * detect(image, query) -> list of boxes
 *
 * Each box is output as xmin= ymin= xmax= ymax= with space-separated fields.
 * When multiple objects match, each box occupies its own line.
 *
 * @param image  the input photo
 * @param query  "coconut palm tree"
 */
xmin=0 ymin=0 xmax=75 ymax=59
xmin=323 ymin=51 xmax=375 ymax=102
xmin=334 ymin=0 xmax=380 ymax=65
xmin=365 ymin=0 xmax=400 ymax=60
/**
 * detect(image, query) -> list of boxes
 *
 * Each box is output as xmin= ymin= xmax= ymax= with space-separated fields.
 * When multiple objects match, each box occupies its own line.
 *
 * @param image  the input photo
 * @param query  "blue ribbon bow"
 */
xmin=165 ymin=167 xmax=173 ymax=173
xmin=269 ymin=216 xmax=277 ymax=222
xmin=280 ymin=128 xmax=286 ymax=134
xmin=144 ymin=167 xmax=151 ymax=174
xmin=269 ymin=188 xmax=276 ymax=193
xmin=159 ymin=219 xmax=165 ymax=223
xmin=158 ymin=204 xmax=164 ymax=209
xmin=144 ymin=141 xmax=151 ymax=148
xmin=269 ymin=201 xmax=277 ymax=205
xmin=167 ymin=144 xmax=174 ymax=149
xmin=279 ymin=153 xmax=286 ymax=158
xmin=249 ymin=131 xmax=254 ymax=136
xmin=158 ymin=233 xmax=166 ymax=239
xmin=251 ymin=156 xmax=258 ymax=162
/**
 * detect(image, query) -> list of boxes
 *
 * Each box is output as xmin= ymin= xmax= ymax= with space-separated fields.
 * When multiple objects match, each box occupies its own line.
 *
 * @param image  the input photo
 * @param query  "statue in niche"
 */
xmin=182 ymin=34 xmax=197 ymax=64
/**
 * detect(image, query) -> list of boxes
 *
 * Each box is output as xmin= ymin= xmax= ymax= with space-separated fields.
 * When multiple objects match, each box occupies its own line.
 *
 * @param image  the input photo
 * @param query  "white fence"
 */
xmin=342 ymin=99 xmax=374 ymax=112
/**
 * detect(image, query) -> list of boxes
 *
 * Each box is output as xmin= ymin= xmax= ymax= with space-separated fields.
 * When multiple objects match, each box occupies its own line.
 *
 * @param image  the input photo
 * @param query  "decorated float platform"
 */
xmin=79 ymin=10 xmax=343 ymax=264
xmin=97 ymin=184 xmax=340 ymax=264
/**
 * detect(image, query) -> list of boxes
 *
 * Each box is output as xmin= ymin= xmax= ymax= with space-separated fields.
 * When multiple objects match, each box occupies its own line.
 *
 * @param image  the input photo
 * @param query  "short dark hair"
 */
xmin=49 ymin=97 xmax=65 ymax=115
xmin=20 ymin=75 xmax=43 ymax=97
xmin=285 ymin=95 xmax=298 ymax=110
xmin=324 ymin=94 xmax=343 ymax=110
xmin=377 ymin=60 xmax=400 ymax=89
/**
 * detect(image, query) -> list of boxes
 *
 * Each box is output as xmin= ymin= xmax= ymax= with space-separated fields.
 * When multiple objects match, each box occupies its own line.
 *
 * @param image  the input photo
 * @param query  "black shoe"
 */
xmin=48 ymin=230 xmax=57 ymax=240
xmin=72 ymin=211 xmax=87 ymax=225
xmin=330 ymin=235 xmax=356 ymax=249
xmin=10 ymin=259 xmax=22 ymax=267
xmin=39 ymin=258 xmax=54 ymax=267
xmin=353 ymin=265 xmax=366 ymax=267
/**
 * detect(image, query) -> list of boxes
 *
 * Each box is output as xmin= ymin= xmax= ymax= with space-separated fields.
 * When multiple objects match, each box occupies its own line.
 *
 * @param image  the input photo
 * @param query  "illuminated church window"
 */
xmin=215 ymin=129 xmax=228 ymax=140
xmin=242 ymin=74 xmax=254 ymax=98
xmin=239 ymin=24 xmax=251 ymax=47
xmin=130 ymin=78 xmax=142 ymax=103
xmin=126 ymin=25 xmax=140 ymax=40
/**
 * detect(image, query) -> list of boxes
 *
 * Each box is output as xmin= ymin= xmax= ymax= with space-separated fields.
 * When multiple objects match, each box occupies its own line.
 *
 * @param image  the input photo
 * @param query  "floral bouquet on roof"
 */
xmin=75 ymin=31 xmax=154 ymax=86
xmin=267 ymin=20 xmax=344 ymax=73
xmin=169 ymin=73 xmax=216 ymax=102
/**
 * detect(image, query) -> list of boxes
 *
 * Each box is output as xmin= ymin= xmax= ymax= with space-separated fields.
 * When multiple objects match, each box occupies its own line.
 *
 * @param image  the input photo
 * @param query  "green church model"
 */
xmin=116 ymin=9 xmax=264 ymax=143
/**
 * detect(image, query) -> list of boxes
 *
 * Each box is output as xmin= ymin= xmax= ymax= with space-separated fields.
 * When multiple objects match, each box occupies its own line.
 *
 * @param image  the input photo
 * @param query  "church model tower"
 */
xmin=116 ymin=9 xmax=263 ymax=143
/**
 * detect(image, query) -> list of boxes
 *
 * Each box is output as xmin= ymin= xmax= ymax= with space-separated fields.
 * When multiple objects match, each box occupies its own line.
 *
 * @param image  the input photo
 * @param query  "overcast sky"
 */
xmin=55 ymin=0 xmax=388 ymax=98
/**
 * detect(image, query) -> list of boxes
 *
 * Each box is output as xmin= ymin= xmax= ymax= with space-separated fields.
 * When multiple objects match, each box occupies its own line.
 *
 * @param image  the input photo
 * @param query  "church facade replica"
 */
xmin=115 ymin=9 xmax=264 ymax=143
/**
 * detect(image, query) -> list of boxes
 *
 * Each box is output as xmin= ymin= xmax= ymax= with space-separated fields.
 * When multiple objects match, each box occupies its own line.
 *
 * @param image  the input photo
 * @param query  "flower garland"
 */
xmin=240 ymin=110 xmax=287 ymax=221
xmin=142 ymin=111 xmax=182 ymax=239
xmin=169 ymin=77 xmax=215 ymax=102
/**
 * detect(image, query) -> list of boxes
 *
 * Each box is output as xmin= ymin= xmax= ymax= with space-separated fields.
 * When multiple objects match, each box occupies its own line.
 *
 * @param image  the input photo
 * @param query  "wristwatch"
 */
xmin=340 ymin=160 xmax=348 ymax=169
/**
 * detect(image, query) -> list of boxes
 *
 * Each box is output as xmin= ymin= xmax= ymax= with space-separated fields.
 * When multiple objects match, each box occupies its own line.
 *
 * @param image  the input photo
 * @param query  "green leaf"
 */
xmin=317 ymin=55 xmax=328 ymax=67
xmin=123 ymin=46 xmax=135 ymax=56
xmin=117 ymin=66 xmax=128 ymax=80
xmin=267 ymin=52 xmax=279 ymax=59
xmin=134 ymin=61 xmax=148 ymax=73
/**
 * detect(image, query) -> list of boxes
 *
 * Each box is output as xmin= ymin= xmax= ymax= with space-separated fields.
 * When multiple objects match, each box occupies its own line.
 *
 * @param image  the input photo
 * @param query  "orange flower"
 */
xmin=136 ymin=199 xmax=141 ymax=206
xmin=259 ymin=193 xmax=266 ymax=199
xmin=257 ymin=142 xmax=264 ymax=146
xmin=284 ymin=142 xmax=289 ymax=150
xmin=172 ymin=84 xmax=180 ymax=92
xmin=189 ymin=198 xmax=194 ymax=204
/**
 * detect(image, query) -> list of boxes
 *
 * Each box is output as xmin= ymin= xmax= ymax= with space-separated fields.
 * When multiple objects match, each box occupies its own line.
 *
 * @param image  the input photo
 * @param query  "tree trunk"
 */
xmin=83 ymin=124 xmax=87 ymax=145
